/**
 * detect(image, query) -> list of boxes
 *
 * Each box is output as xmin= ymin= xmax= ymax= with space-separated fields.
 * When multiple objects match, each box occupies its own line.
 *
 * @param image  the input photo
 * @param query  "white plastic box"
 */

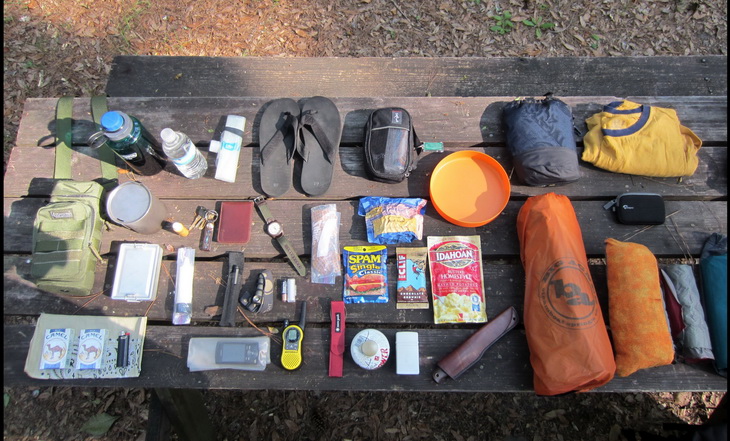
xmin=111 ymin=243 xmax=163 ymax=302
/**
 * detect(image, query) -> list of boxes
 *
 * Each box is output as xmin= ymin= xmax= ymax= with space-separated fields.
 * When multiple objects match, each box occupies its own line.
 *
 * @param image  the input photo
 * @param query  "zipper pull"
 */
xmin=88 ymin=243 xmax=103 ymax=261
xmin=603 ymin=199 xmax=617 ymax=211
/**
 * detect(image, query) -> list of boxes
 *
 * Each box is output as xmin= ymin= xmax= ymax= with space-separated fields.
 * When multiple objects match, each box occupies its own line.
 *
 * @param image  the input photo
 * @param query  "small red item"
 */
xmin=329 ymin=301 xmax=346 ymax=377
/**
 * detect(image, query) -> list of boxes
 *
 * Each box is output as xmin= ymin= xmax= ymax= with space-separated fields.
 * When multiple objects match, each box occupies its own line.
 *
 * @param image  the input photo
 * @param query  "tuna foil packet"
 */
xmin=427 ymin=236 xmax=487 ymax=324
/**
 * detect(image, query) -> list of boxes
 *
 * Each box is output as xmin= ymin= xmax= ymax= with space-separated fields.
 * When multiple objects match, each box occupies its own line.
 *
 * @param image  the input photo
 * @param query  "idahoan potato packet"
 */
xmin=427 ymin=236 xmax=487 ymax=324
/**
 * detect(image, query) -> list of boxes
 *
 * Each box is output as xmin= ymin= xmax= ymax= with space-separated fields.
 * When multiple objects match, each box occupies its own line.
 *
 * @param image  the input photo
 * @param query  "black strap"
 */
xmin=54 ymin=97 xmax=74 ymax=180
xmin=260 ymin=112 xmax=298 ymax=165
xmin=90 ymin=96 xmax=119 ymax=188
xmin=297 ymin=110 xmax=336 ymax=164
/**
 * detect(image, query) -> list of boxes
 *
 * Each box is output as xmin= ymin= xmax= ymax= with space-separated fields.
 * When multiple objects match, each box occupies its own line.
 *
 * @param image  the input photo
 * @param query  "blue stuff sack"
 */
xmin=358 ymin=197 xmax=427 ymax=245
xmin=502 ymin=94 xmax=580 ymax=186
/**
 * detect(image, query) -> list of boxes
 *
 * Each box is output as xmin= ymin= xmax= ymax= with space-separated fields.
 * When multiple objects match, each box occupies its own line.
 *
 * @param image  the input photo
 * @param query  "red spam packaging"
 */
xmin=427 ymin=236 xmax=487 ymax=324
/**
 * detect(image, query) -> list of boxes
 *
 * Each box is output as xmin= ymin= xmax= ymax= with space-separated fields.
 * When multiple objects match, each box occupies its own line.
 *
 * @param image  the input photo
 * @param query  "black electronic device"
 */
xmin=215 ymin=341 xmax=261 ymax=365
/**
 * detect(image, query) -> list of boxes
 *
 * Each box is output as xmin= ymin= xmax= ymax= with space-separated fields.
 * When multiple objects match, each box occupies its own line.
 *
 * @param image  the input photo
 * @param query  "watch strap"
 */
xmin=277 ymin=235 xmax=307 ymax=277
xmin=432 ymin=306 xmax=519 ymax=383
xmin=329 ymin=301 xmax=346 ymax=377
xmin=254 ymin=196 xmax=275 ymax=224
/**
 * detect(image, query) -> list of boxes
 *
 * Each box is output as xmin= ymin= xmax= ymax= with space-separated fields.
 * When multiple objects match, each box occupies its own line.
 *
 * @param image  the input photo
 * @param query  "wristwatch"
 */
xmin=253 ymin=196 xmax=307 ymax=277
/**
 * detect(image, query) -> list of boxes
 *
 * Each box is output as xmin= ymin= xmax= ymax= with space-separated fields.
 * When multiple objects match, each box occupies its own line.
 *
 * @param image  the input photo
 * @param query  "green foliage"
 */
xmin=590 ymin=34 xmax=602 ymax=49
xmin=490 ymin=11 xmax=515 ymax=35
xmin=80 ymin=413 xmax=119 ymax=436
xmin=4 ymin=393 xmax=10 ymax=409
xmin=522 ymin=16 xmax=555 ymax=38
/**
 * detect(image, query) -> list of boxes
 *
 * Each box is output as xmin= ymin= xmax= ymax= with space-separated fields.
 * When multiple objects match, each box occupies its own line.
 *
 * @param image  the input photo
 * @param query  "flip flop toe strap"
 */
xmin=261 ymin=112 xmax=298 ymax=165
xmin=298 ymin=110 xmax=336 ymax=164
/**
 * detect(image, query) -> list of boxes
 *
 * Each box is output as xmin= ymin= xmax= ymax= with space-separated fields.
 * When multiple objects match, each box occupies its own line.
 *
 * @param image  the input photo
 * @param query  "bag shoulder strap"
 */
xmin=54 ymin=97 xmax=74 ymax=180
xmin=90 ymin=96 xmax=119 ymax=187
xmin=54 ymin=96 xmax=118 ymax=187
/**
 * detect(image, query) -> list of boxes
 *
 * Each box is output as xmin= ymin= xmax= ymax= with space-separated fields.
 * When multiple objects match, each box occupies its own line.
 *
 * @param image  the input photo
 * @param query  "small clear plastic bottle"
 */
xmin=160 ymin=128 xmax=208 ymax=179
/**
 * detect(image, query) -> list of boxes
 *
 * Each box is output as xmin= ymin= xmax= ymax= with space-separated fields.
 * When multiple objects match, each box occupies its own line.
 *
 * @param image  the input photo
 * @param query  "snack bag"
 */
xmin=343 ymin=245 xmax=388 ymax=304
xmin=427 ymin=236 xmax=487 ymax=324
xmin=517 ymin=193 xmax=615 ymax=395
xmin=358 ymin=197 xmax=426 ymax=245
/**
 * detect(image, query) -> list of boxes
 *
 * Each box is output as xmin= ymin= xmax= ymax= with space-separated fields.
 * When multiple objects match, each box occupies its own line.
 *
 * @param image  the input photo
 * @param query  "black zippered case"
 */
xmin=364 ymin=108 xmax=422 ymax=183
xmin=604 ymin=193 xmax=665 ymax=225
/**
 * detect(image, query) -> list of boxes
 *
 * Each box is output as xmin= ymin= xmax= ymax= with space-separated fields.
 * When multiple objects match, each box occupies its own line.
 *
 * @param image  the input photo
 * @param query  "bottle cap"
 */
xmin=160 ymin=128 xmax=179 ymax=144
xmin=100 ymin=111 xmax=125 ymax=132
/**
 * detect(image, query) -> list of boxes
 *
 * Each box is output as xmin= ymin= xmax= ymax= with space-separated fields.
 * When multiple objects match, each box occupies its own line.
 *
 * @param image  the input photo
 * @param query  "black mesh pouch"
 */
xmin=364 ymin=108 xmax=421 ymax=183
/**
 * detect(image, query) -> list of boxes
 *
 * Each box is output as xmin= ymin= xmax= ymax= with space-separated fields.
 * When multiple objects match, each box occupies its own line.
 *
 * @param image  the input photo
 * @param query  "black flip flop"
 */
xmin=297 ymin=96 xmax=342 ymax=196
xmin=259 ymin=98 xmax=300 ymax=197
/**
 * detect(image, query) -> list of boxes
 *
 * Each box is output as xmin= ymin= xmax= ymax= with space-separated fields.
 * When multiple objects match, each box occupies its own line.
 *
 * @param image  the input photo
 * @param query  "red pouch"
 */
xmin=517 ymin=193 xmax=616 ymax=395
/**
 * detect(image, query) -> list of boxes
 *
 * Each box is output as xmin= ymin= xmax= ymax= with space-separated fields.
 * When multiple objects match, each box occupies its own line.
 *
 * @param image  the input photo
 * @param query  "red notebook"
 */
xmin=216 ymin=201 xmax=254 ymax=244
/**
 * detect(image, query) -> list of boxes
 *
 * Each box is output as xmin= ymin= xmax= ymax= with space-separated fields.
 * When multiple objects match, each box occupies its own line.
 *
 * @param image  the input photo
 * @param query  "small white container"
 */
xmin=396 ymin=331 xmax=419 ymax=375
xmin=111 ymin=243 xmax=163 ymax=302
xmin=350 ymin=329 xmax=390 ymax=370
xmin=209 ymin=115 xmax=246 ymax=183
xmin=173 ymin=247 xmax=196 ymax=325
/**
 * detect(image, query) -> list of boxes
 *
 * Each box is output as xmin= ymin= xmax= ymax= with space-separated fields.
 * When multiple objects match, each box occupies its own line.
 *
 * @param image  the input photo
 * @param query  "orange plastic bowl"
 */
xmin=429 ymin=151 xmax=511 ymax=227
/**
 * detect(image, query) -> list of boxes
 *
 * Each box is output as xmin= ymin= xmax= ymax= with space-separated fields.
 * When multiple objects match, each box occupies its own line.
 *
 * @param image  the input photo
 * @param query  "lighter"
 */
xmin=116 ymin=331 xmax=130 ymax=368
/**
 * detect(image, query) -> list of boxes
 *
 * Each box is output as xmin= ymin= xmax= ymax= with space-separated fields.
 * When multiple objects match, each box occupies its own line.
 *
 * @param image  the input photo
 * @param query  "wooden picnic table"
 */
xmin=4 ymin=55 xmax=727 ymax=440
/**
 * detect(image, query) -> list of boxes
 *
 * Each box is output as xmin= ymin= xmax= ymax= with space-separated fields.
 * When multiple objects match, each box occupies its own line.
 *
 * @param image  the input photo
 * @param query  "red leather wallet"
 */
xmin=217 ymin=201 xmax=253 ymax=244
xmin=329 ymin=301 xmax=346 ymax=377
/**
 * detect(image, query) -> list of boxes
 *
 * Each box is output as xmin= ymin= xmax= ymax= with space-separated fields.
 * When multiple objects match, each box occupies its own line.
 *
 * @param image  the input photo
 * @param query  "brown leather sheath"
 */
xmin=432 ymin=306 xmax=519 ymax=383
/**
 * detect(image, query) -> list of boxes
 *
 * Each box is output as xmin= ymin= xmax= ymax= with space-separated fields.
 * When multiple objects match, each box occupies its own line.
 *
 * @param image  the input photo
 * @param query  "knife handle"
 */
xmin=433 ymin=306 xmax=519 ymax=383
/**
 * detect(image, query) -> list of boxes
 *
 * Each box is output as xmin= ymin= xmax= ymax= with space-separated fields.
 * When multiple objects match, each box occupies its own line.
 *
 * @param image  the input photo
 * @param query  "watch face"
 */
xmin=266 ymin=221 xmax=282 ymax=237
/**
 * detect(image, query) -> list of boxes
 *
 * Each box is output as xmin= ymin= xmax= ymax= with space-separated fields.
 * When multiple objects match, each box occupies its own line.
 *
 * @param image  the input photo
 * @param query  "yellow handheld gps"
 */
xmin=281 ymin=301 xmax=306 ymax=370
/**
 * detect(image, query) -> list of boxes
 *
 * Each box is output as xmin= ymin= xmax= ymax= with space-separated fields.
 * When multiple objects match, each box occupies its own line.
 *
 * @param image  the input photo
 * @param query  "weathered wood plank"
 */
xmin=2 ymin=256 xmax=542 ymax=324
xmin=5 ymin=324 xmax=726 ymax=392
xmin=4 ymin=145 xmax=726 ymax=200
xmin=105 ymin=56 xmax=728 ymax=97
xmin=5 ymin=200 xmax=726 ymax=256
xmin=14 ymin=97 xmax=727 ymax=149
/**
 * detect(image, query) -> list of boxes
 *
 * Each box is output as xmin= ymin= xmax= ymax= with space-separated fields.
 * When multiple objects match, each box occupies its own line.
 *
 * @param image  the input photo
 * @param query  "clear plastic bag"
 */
xmin=311 ymin=204 xmax=341 ymax=284
xmin=187 ymin=336 xmax=270 ymax=372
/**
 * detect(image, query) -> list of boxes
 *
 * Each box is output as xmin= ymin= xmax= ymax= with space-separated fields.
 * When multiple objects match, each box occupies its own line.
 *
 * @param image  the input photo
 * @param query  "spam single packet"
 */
xmin=40 ymin=328 xmax=74 ymax=370
xmin=343 ymin=245 xmax=388 ymax=303
xmin=396 ymin=247 xmax=429 ymax=309
xmin=427 ymin=236 xmax=487 ymax=324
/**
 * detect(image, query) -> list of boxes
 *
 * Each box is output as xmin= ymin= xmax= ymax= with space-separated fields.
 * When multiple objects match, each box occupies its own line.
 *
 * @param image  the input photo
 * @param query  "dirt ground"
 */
xmin=3 ymin=0 xmax=727 ymax=440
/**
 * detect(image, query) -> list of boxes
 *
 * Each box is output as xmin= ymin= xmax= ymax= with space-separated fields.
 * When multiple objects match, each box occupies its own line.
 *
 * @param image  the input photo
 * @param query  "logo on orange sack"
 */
xmin=538 ymin=258 xmax=599 ymax=329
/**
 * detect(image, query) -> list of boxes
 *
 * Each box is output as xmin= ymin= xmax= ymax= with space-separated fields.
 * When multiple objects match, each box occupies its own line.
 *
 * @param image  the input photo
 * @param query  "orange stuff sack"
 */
xmin=605 ymin=239 xmax=674 ymax=376
xmin=517 ymin=193 xmax=616 ymax=395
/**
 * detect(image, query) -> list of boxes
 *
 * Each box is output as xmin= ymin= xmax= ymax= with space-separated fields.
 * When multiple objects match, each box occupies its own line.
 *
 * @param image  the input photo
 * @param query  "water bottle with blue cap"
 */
xmin=91 ymin=110 xmax=167 ymax=176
